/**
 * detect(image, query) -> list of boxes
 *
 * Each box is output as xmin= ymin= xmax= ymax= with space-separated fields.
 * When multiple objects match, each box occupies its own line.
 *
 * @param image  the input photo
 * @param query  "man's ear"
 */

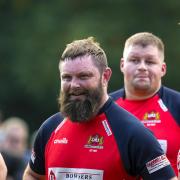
xmin=120 ymin=58 xmax=124 ymax=73
xmin=102 ymin=67 xmax=112 ymax=86
xmin=161 ymin=62 xmax=167 ymax=77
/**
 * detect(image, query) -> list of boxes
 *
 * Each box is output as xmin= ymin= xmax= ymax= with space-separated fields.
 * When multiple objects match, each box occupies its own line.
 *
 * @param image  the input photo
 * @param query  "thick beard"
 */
xmin=59 ymin=82 xmax=103 ymax=123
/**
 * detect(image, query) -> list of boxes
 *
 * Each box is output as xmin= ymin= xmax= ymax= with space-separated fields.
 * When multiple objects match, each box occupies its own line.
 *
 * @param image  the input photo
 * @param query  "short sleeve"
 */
xmin=29 ymin=113 xmax=63 ymax=175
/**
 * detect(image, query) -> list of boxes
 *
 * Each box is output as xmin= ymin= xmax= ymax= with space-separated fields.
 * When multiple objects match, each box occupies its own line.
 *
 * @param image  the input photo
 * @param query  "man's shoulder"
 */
xmin=160 ymin=86 xmax=180 ymax=98
xmin=158 ymin=86 xmax=180 ymax=108
xmin=40 ymin=112 xmax=64 ymax=132
xmin=159 ymin=86 xmax=180 ymax=125
xmin=109 ymin=88 xmax=125 ymax=100
xmin=106 ymin=100 xmax=149 ymax=133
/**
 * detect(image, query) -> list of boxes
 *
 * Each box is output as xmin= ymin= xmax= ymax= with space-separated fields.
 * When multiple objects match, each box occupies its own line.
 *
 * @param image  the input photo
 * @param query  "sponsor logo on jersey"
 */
xmin=48 ymin=167 xmax=103 ymax=180
xmin=84 ymin=134 xmax=104 ymax=149
xmin=102 ymin=120 xmax=112 ymax=136
xmin=146 ymin=154 xmax=170 ymax=174
xmin=142 ymin=110 xmax=161 ymax=126
xmin=54 ymin=137 xmax=68 ymax=144
xmin=65 ymin=173 xmax=92 ymax=179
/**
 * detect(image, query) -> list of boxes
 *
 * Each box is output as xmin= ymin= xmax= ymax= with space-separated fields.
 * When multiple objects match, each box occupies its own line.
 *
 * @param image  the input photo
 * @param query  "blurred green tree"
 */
xmin=0 ymin=0 xmax=179 ymax=132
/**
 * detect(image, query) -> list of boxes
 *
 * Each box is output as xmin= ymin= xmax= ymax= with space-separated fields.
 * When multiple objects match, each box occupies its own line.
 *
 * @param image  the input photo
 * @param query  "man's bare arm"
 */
xmin=23 ymin=164 xmax=45 ymax=180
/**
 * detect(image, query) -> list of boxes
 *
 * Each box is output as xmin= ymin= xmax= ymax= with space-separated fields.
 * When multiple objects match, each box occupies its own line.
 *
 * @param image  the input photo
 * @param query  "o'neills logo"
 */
xmin=49 ymin=170 xmax=56 ymax=180
xmin=84 ymin=134 xmax=104 ymax=149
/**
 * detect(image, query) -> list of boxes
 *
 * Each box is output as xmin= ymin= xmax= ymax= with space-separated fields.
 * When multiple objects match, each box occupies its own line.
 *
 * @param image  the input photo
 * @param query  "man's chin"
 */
xmin=134 ymin=83 xmax=150 ymax=91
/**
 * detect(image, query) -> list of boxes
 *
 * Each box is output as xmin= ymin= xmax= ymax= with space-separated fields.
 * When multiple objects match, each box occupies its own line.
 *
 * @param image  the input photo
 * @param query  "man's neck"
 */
xmin=125 ymin=88 xmax=160 ymax=101
xmin=98 ymin=94 xmax=109 ymax=109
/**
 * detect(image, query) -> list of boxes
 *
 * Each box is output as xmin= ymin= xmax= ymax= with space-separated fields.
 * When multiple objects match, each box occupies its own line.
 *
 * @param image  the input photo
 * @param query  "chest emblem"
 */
xmin=84 ymin=134 xmax=104 ymax=150
xmin=143 ymin=111 xmax=160 ymax=120
xmin=142 ymin=110 xmax=161 ymax=126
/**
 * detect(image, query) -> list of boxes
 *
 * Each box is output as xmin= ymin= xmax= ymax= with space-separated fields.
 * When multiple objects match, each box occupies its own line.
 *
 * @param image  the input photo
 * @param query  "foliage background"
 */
xmin=0 ymin=0 xmax=180 ymax=132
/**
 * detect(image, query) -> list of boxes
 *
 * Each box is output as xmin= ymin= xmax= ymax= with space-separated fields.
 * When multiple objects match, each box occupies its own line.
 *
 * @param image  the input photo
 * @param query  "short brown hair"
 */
xmin=60 ymin=37 xmax=108 ymax=73
xmin=123 ymin=32 xmax=164 ymax=60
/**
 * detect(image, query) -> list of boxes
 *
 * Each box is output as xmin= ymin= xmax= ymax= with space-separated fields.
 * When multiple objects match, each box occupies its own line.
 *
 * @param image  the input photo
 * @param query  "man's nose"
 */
xmin=138 ymin=61 xmax=147 ymax=70
xmin=70 ymin=78 xmax=81 ymax=88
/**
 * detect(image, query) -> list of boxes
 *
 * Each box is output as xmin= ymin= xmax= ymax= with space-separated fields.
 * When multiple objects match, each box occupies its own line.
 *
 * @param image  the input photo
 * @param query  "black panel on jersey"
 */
xmin=158 ymin=86 xmax=180 ymax=126
xmin=109 ymin=88 xmax=125 ymax=101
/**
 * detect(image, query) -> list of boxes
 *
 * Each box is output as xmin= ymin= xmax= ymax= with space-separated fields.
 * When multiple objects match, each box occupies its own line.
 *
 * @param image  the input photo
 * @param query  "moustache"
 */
xmin=67 ymin=89 xmax=89 ymax=96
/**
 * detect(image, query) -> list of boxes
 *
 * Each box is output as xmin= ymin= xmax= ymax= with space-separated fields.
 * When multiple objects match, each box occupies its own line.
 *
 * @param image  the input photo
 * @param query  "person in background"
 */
xmin=1 ymin=117 xmax=30 ymax=180
xmin=0 ymin=153 xmax=7 ymax=180
xmin=110 ymin=32 xmax=180 ymax=175
xmin=24 ymin=37 xmax=177 ymax=179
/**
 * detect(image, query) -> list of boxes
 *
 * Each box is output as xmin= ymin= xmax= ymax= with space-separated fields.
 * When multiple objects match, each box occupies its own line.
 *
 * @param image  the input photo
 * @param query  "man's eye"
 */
xmin=80 ymin=74 xmax=89 ymax=79
xmin=62 ymin=76 xmax=71 ymax=81
xmin=146 ymin=60 xmax=155 ymax=65
xmin=130 ymin=59 xmax=139 ymax=63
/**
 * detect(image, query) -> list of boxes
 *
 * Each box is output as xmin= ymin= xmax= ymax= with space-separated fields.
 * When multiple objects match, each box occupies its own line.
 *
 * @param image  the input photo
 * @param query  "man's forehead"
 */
xmin=60 ymin=56 xmax=98 ymax=74
xmin=125 ymin=44 xmax=159 ymax=56
xmin=128 ymin=44 xmax=158 ymax=50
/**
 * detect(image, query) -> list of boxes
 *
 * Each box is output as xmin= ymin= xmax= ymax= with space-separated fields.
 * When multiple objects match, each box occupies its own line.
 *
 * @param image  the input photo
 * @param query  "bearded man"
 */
xmin=23 ymin=37 xmax=177 ymax=180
